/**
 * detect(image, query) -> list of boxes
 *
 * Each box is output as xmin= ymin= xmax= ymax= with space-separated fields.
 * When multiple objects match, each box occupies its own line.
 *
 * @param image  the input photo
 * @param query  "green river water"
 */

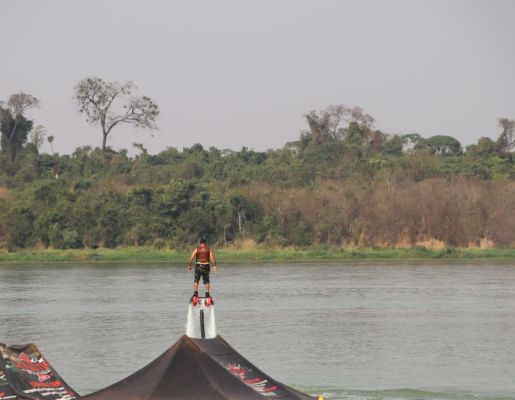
xmin=1 ymin=262 xmax=514 ymax=400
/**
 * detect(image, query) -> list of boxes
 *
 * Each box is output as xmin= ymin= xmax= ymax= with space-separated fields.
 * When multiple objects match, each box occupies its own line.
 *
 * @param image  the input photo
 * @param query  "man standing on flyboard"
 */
xmin=188 ymin=238 xmax=217 ymax=306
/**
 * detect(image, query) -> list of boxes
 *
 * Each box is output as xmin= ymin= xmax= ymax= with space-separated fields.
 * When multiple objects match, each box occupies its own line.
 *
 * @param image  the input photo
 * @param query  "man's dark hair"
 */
xmin=199 ymin=238 xmax=207 ymax=244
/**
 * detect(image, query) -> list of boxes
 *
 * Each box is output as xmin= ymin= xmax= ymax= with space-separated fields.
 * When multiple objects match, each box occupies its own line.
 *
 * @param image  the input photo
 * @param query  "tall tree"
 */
xmin=401 ymin=133 xmax=423 ymax=152
xmin=47 ymin=135 xmax=55 ymax=154
xmin=497 ymin=118 xmax=515 ymax=156
xmin=416 ymin=135 xmax=462 ymax=156
xmin=29 ymin=125 xmax=46 ymax=152
xmin=475 ymin=137 xmax=497 ymax=157
xmin=303 ymin=104 xmax=375 ymax=146
xmin=74 ymin=77 xmax=159 ymax=158
xmin=0 ymin=93 xmax=39 ymax=168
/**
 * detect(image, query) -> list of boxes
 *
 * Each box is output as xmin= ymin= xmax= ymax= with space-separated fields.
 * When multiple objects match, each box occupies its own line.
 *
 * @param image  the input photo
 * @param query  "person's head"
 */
xmin=199 ymin=238 xmax=207 ymax=245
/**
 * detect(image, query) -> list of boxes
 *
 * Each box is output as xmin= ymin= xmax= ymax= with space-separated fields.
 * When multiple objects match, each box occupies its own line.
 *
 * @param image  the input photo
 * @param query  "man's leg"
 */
xmin=192 ymin=265 xmax=201 ymax=299
xmin=204 ymin=282 xmax=213 ymax=305
xmin=203 ymin=265 xmax=212 ymax=300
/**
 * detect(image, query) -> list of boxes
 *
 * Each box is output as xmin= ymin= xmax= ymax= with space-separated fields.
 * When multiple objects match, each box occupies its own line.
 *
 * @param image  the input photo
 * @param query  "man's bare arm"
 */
xmin=210 ymin=251 xmax=217 ymax=272
xmin=188 ymin=249 xmax=197 ymax=270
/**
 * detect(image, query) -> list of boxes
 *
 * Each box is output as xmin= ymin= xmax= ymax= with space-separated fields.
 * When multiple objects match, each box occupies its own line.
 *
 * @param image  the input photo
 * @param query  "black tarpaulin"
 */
xmin=82 ymin=335 xmax=313 ymax=400
xmin=1 ymin=336 xmax=313 ymax=400
xmin=193 ymin=335 xmax=311 ymax=399
xmin=0 ymin=343 xmax=78 ymax=400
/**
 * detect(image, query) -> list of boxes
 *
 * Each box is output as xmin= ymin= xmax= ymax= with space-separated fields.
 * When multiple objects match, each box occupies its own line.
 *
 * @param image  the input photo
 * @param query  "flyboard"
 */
xmin=186 ymin=297 xmax=216 ymax=339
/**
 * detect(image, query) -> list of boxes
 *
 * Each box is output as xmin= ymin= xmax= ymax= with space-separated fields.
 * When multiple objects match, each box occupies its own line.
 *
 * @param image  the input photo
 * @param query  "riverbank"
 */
xmin=0 ymin=246 xmax=514 ymax=264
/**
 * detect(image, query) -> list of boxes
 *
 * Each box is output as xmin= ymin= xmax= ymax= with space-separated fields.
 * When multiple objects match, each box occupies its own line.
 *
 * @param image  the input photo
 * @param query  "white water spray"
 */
xmin=186 ymin=299 xmax=216 ymax=339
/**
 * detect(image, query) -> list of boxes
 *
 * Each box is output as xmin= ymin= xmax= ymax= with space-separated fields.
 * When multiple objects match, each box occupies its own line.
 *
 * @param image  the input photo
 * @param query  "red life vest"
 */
xmin=196 ymin=244 xmax=210 ymax=263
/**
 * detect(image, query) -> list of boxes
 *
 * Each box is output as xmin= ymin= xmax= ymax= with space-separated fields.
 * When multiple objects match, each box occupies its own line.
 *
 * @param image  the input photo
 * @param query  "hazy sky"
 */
xmin=2 ymin=0 xmax=515 ymax=155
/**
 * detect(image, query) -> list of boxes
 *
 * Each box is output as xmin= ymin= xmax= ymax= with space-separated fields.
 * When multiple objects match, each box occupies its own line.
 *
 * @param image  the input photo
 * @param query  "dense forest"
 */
xmin=1 ymin=83 xmax=514 ymax=251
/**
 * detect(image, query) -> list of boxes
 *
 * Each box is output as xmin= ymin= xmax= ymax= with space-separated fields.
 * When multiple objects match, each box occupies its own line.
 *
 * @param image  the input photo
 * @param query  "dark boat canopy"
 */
xmin=82 ymin=335 xmax=313 ymax=400
xmin=1 ymin=337 xmax=313 ymax=400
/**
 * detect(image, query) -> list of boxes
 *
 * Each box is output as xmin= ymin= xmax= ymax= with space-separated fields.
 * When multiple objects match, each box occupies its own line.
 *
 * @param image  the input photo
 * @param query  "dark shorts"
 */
xmin=194 ymin=263 xmax=210 ymax=284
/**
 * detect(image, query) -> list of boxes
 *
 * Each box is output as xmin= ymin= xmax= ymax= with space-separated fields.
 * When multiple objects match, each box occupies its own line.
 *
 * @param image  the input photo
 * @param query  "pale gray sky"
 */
xmin=2 ymin=0 xmax=515 ymax=155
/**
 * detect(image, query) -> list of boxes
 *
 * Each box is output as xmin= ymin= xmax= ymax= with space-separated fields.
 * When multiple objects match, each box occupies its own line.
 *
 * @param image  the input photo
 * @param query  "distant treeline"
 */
xmin=1 ymin=91 xmax=514 ymax=250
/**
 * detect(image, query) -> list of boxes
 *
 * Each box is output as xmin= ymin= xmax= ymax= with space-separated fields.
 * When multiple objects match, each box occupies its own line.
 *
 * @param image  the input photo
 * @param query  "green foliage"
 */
xmin=415 ymin=135 xmax=463 ymax=156
xmin=0 ymin=103 xmax=513 ymax=251
xmin=476 ymin=137 xmax=497 ymax=157
xmin=0 ymin=108 xmax=33 ymax=171
xmin=6 ymin=206 xmax=36 ymax=249
xmin=283 ymin=211 xmax=313 ymax=246
xmin=381 ymin=135 xmax=404 ymax=157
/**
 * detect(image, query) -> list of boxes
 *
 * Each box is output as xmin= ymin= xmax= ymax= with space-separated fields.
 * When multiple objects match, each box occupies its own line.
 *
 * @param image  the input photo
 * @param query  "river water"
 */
xmin=1 ymin=262 xmax=514 ymax=400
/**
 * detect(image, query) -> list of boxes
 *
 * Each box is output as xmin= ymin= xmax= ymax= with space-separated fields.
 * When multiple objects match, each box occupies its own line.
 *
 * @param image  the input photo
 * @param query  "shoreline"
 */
xmin=0 ymin=247 xmax=514 ymax=264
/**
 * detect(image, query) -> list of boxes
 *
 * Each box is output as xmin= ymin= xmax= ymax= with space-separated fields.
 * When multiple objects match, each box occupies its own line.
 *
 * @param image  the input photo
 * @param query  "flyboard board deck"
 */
xmin=186 ymin=297 xmax=217 ymax=340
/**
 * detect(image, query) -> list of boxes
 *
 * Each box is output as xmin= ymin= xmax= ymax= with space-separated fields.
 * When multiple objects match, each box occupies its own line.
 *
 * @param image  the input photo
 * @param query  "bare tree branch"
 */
xmin=74 ymin=77 xmax=159 ymax=158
